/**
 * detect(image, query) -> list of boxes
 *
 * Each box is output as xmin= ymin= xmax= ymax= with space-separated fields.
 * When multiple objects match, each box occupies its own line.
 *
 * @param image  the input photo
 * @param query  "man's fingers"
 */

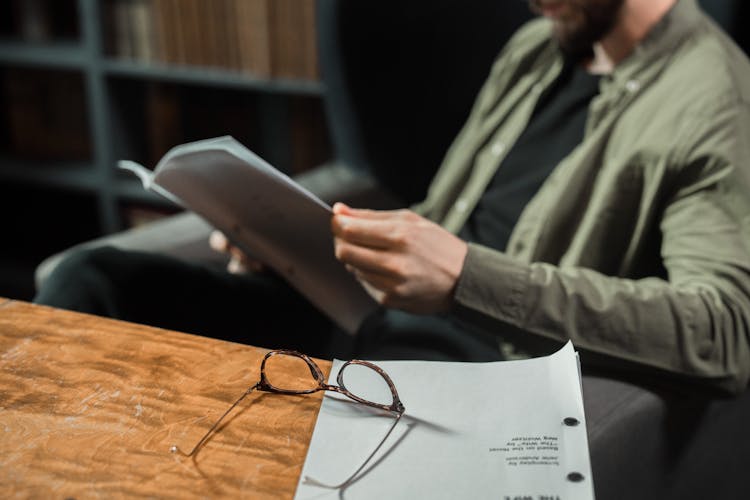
xmin=210 ymin=230 xmax=265 ymax=274
xmin=332 ymin=215 xmax=410 ymax=249
xmin=352 ymin=269 xmax=401 ymax=294
xmin=227 ymin=255 xmax=248 ymax=274
xmin=334 ymin=238 xmax=402 ymax=278
xmin=228 ymin=246 xmax=246 ymax=261
xmin=209 ymin=230 xmax=230 ymax=252
xmin=332 ymin=216 xmax=393 ymax=248
xmin=333 ymin=202 xmax=407 ymax=220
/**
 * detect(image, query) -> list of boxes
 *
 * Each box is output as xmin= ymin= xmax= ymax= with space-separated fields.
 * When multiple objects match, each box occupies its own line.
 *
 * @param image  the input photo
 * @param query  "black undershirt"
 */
xmin=459 ymin=61 xmax=601 ymax=251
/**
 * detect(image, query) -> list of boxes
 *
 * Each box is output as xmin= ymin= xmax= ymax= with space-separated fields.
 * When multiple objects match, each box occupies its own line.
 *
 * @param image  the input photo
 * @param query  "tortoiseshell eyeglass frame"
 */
xmin=171 ymin=349 xmax=405 ymax=489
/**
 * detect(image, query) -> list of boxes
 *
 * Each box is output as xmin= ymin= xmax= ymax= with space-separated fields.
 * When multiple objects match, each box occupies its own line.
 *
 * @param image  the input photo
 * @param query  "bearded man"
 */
xmin=37 ymin=0 xmax=750 ymax=393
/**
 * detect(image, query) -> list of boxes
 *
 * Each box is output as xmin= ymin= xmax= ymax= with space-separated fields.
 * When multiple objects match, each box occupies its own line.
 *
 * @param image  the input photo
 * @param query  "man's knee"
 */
xmin=51 ymin=246 xmax=128 ymax=286
xmin=34 ymin=246 xmax=130 ymax=313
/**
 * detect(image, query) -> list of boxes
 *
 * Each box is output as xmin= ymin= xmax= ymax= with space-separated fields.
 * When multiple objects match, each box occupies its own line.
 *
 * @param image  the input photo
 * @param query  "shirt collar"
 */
xmin=608 ymin=0 xmax=703 ymax=88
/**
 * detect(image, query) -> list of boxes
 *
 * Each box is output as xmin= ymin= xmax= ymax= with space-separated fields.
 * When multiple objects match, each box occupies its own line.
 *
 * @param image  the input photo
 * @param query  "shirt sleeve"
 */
xmin=452 ymin=102 xmax=750 ymax=395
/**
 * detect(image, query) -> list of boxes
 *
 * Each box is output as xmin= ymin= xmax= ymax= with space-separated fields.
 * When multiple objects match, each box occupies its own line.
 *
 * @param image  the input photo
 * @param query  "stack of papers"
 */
xmin=296 ymin=342 xmax=594 ymax=499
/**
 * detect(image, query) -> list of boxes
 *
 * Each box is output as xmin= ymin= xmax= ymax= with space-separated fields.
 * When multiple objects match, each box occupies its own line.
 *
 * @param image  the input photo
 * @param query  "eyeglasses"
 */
xmin=171 ymin=349 xmax=405 ymax=489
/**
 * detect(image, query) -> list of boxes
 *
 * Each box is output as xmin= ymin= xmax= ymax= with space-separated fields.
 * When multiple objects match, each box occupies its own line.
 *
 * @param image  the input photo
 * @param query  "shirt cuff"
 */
xmin=453 ymin=243 xmax=531 ymax=326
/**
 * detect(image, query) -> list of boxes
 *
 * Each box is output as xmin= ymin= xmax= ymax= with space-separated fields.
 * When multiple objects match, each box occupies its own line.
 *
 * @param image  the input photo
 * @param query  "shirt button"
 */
xmin=455 ymin=199 xmax=469 ymax=213
xmin=490 ymin=142 xmax=505 ymax=157
xmin=625 ymin=80 xmax=641 ymax=93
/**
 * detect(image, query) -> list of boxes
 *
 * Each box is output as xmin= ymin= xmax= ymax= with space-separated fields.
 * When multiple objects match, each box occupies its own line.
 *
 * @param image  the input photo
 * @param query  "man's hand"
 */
xmin=331 ymin=202 xmax=468 ymax=314
xmin=209 ymin=230 xmax=264 ymax=274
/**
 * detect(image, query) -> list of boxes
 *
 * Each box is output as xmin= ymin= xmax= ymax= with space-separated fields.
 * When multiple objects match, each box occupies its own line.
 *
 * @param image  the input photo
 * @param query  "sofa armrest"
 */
xmin=34 ymin=211 xmax=221 ymax=290
xmin=583 ymin=374 xmax=750 ymax=499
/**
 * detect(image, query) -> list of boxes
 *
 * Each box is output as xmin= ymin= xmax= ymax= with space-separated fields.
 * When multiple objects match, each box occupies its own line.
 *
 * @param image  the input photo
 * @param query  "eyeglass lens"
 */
xmin=263 ymin=352 xmax=321 ymax=392
xmin=337 ymin=362 xmax=396 ymax=407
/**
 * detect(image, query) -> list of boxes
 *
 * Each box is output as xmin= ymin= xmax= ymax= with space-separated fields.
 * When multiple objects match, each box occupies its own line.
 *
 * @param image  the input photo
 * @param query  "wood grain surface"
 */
xmin=0 ymin=299 xmax=331 ymax=499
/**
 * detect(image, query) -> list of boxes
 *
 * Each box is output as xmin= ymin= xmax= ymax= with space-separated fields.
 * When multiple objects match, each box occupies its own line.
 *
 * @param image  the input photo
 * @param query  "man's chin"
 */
xmin=539 ymin=1 xmax=568 ymax=19
xmin=554 ymin=29 xmax=596 ymax=60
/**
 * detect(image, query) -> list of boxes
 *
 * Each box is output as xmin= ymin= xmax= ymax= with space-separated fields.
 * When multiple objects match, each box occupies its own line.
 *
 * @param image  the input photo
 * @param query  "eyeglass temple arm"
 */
xmin=303 ymin=410 xmax=405 ymax=490
xmin=170 ymin=383 xmax=260 ymax=457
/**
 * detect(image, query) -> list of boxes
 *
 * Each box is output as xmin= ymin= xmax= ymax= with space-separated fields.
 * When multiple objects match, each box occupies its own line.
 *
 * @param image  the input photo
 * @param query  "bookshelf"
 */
xmin=0 ymin=0 xmax=329 ymax=234
xmin=0 ymin=0 xmax=330 ymax=299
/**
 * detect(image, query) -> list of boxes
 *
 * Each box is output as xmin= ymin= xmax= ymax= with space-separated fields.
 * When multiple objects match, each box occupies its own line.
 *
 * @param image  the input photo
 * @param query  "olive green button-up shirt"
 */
xmin=417 ymin=0 xmax=750 ymax=393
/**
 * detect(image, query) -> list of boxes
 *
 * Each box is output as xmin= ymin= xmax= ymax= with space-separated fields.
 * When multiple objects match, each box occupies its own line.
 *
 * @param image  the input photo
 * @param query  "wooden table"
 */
xmin=0 ymin=298 xmax=331 ymax=499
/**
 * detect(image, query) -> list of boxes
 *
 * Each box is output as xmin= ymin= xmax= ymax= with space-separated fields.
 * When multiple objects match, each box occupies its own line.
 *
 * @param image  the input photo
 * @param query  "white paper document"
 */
xmin=119 ymin=136 xmax=378 ymax=334
xmin=295 ymin=342 xmax=594 ymax=500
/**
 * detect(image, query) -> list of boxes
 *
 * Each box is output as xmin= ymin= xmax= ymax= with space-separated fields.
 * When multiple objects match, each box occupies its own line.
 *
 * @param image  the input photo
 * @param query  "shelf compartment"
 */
xmin=107 ymin=78 xmax=266 ymax=169
xmin=1 ymin=66 xmax=92 ymax=162
xmin=0 ymin=0 xmax=80 ymax=46
xmin=101 ymin=0 xmax=319 ymax=81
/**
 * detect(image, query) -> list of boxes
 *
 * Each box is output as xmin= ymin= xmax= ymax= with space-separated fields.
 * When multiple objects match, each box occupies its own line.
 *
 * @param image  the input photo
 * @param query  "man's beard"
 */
xmin=528 ymin=0 xmax=625 ymax=59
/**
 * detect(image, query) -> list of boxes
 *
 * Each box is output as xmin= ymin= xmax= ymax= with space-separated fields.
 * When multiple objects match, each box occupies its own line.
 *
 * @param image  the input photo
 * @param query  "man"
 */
xmin=37 ymin=0 xmax=750 ymax=393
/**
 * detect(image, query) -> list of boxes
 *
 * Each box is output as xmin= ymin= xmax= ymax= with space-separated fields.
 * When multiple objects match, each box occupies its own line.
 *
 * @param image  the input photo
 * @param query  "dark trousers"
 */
xmin=34 ymin=246 xmax=505 ymax=362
